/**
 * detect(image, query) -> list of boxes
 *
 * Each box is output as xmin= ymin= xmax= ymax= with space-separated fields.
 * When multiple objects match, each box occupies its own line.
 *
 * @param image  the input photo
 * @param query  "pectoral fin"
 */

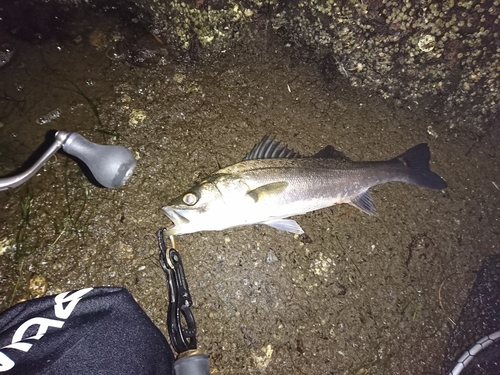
xmin=349 ymin=191 xmax=377 ymax=215
xmin=247 ymin=182 xmax=288 ymax=202
xmin=262 ymin=218 xmax=304 ymax=234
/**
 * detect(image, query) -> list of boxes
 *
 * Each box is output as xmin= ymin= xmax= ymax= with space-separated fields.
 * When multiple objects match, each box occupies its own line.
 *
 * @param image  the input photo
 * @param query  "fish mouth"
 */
xmin=161 ymin=206 xmax=190 ymax=232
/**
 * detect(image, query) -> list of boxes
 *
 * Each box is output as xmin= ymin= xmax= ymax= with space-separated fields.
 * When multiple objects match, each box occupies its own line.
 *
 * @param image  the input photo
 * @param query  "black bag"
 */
xmin=0 ymin=287 xmax=175 ymax=374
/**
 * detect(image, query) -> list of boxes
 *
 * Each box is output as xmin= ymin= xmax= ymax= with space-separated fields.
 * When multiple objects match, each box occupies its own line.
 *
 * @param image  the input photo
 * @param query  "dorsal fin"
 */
xmin=313 ymin=145 xmax=351 ymax=160
xmin=244 ymin=136 xmax=301 ymax=160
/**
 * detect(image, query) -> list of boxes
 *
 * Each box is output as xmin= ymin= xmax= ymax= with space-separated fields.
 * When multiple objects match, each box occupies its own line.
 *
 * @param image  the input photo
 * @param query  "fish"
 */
xmin=162 ymin=136 xmax=447 ymax=236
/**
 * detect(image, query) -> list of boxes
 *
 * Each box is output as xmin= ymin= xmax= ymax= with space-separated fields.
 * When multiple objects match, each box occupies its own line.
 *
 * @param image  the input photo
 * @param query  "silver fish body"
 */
xmin=162 ymin=137 xmax=447 ymax=236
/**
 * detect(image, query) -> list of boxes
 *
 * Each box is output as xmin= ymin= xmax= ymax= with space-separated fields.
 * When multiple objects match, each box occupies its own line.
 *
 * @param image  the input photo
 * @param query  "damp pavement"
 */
xmin=0 ymin=7 xmax=499 ymax=375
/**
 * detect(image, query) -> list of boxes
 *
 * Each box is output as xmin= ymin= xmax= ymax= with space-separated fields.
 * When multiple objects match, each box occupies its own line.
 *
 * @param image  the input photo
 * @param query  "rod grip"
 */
xmin=173 ymin=353 xmax=210 ymax=375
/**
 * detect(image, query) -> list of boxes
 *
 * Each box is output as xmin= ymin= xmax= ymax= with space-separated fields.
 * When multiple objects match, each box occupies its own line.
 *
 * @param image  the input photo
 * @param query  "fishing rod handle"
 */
xmin=61 ymin=132 xmax=136 ymax=188
xmin=174 ymin=351 xmax=210 ymax=375
xmin=0 ymin=131 xmax=70 ymax=191
xmin=0 ymin=130 xmax=136 ymax=191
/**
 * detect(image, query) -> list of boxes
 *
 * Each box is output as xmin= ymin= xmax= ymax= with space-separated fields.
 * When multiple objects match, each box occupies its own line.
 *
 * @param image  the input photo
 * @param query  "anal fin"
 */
xmin=349 ymin=191 xmax=377 ymax=215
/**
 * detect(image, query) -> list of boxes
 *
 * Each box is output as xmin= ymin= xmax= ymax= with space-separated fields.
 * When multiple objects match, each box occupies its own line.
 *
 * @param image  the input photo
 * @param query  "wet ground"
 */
xmin=1 ymin=5 xmax=499 ymax=375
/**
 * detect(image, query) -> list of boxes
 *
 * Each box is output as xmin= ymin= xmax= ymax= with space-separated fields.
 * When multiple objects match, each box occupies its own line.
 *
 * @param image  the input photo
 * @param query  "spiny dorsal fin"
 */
xmin=314 ymin=145 xmax=351 ymax=160
xmin=244 ymin=135 xmax=301 ymax=160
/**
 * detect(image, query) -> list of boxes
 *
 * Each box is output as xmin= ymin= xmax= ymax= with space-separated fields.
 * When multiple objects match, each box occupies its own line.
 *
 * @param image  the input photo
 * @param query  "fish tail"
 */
xmin=391 ymin=143 xmax=447 ymax=189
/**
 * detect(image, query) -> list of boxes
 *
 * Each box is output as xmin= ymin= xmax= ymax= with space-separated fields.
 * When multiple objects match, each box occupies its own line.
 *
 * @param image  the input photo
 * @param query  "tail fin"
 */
xmin=392 ymin=143 xmax=447 ymax=189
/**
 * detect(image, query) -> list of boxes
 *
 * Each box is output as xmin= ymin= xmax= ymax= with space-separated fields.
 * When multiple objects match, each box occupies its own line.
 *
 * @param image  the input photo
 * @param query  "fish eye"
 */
xmin=182 ymin=192 xmax=198 ymax=206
